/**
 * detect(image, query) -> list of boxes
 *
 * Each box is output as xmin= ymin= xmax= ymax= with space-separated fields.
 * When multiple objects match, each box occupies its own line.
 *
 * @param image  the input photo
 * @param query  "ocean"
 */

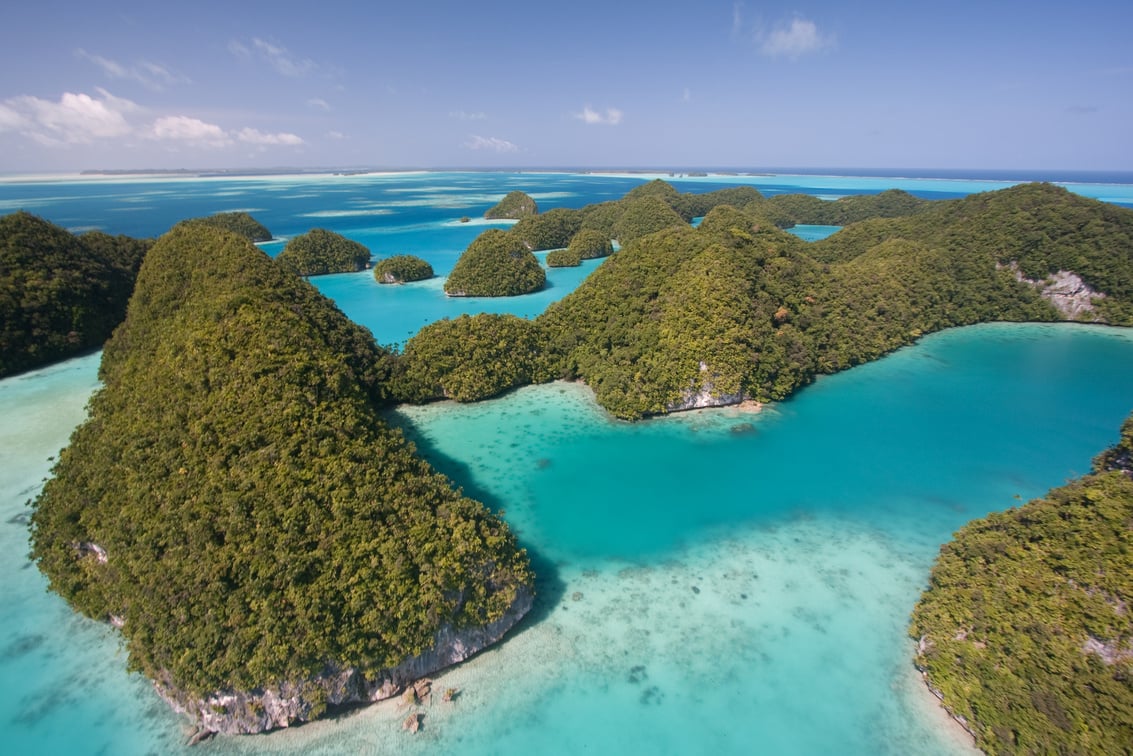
xmin=2 ymin=170 xmax=1132 ymax=754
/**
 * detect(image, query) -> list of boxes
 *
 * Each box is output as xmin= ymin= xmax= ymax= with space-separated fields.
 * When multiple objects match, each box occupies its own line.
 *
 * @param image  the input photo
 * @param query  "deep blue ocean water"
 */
xmin=2 ymin=170 xmax=1133 ymax=754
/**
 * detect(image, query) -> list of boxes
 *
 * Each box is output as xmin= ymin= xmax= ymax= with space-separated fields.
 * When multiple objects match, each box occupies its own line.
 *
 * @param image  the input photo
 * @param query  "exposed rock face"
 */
xmin=1004 ymin=262 xmax=1106 ymax=320
xmin=665 ymin=362 xmax=745 ymax=412
xmin=154 ymin=584 xmax=533 ymax=735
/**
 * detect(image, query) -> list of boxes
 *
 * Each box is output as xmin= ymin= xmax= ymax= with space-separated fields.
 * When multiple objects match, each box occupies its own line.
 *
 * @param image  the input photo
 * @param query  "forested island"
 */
xmin=176 ymin=211 xmax=272 ymax=242
xmin=0 ymin=211 xmax=150 ymax=378
xmin=484 ymin=190 xmax=537 ymax=219
xmin=373 ymin=254 xmax=434 ymax=283
xmin=910 ymin=414 xmax=1133 ymax=754
xmin=7 ymin=176 xmax=1133 ymax=743
xmin=276 ymin=227 xmax=371 ymax=276
xmin=407 ymin=180 xmax=1133 ymax=418
xmin=28 ymin=223 xmax=533 ymax=736
xmin=444 ymin=229 xmax=545 ymax=296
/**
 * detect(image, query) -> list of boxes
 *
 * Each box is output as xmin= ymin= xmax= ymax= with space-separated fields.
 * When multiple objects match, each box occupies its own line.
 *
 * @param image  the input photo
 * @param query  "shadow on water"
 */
xmin=384 ymin=407 xmax=567 ymax=628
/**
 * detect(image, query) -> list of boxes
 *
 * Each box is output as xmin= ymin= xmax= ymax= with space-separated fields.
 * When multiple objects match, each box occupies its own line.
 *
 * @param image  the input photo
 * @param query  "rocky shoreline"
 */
xmin=158 ymin=584 xmax=533 ymax=737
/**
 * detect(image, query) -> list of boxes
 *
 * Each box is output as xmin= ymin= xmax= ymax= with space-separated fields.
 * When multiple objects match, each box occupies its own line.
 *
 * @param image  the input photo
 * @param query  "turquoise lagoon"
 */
xmin=2 ymin=171 xmax=1133 ymax=754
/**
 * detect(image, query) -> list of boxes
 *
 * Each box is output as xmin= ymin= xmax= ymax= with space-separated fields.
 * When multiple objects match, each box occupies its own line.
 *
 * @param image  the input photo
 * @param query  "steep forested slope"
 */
xmin=911 ymin=414 xmax=1133 ymax=755
xmin=0 ymin=211 xmax=150 ymax=377
xmin=31 ymin=224 xmax=532 ymax=732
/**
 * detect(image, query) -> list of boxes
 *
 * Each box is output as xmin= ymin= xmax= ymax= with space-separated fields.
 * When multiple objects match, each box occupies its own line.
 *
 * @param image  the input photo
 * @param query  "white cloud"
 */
xmin=449 ymin=110 xmax=486 ymax=121
xmin=228 ymin=39 xmax=251 ymax=59
xmin=148 ymin=115 xmax=231 ymax=147
xmin=1 ymin=88 xmax=137 ymax=145
xmin=732 ymin=2 xmax=745 ymax=39
xmin=236 ymin=127 xmax=303 ymax=145
xmin=251 ymin=37 xmax=316 ymax=77
xmin=76 ymin=49 xmax=185 ymax=91
xmin=307 ymin=98 xmax=330 ymax=111
xmin=760 ymin=18 xmax=834 ymax=59
xmin=327 ymin=130 xmax=346 ymax=140
xmin=146 ymin=120 xmax=303 ymax=148
xmin=682 ymin=88 xmax=692 ymax=103
xmin=0 ymin=87 xmax=305 ymax=153
xmin=575 ymin=105 xmax=623 ymax=126
xmin=464 ymin=135 xmax=519 ymax=153
xmin=0 ymin=102 xmax=30 ymax=132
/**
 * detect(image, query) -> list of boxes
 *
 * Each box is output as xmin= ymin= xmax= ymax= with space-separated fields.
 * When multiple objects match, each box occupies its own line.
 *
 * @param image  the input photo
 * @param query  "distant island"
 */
xmin=177 ymin=211 xmax=272 ymax=242
xmin=444 ymin=228 xmax=545 ymax=296
xmin=484 ymin=190 xmax=538 ymax=219
xmin=276 ymin=227 xmax=371 ymax=276
xmin=373 ymin=254 xmax=434 ymax=284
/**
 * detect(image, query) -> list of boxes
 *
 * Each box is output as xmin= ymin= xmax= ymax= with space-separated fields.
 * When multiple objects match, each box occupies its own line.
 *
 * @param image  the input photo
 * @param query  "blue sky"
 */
xmin=0 ymin=0 xmax=1130 ymax=172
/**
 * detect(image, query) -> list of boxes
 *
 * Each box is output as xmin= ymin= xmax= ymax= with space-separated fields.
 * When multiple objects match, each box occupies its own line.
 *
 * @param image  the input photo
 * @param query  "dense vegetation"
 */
xmin=485 ymin=190 xmax=538 ymax=219
xmin=395 ymin=314 xmax=555 ymax=402
xmin=444 ymin=229 xmax=545 ymax=297
xmin=276 ymin=228 xmax=371 ymax=276
xmin=546 ymin=248 xmax=582 ymax=267
xmin=910 ymin=415 xmax=1133 ymax=755
xmin=391 ymin=181 xmax=1133 ymax=419
xmin=757 ymin=189 xmax=928 ymax=228
xmin=512 ymin=208 xmax=584 ymax=251
xmin=0 ymin=211 xmax=151 ymax=377
xmin=533 ymin=182 xmax=1132 ymax=418
xmin=567 ymin=228 xmax=614 ymax=260
xmin=373 ymin=254 xmax=434 ymax=283
xmin=30 ymin=223 xmax=532 ymax=701
xmin=176 ymin=211 xmax=272 ymax=242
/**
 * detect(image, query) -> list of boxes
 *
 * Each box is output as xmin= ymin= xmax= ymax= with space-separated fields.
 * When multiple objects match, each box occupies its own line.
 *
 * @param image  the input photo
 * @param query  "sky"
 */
xmin=0 ymin=0 xmax=1130 ymax=172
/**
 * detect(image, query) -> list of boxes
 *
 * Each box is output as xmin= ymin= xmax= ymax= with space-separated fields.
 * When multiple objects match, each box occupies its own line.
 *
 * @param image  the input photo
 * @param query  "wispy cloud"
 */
xmin=307 ymin=98 xmax=330 ymax=111
xmin=148 ymin=115 xmax=231 ymax=147
xmin=146 ymin=118 xmax=303 ymax=148
xmin=1066 ymin=105 xmax=1100 ymax=115
xmin=450 ymin=110 xmax=487 ymax=121
xmin=682 ymin=88 xmax=692 ymax=103
xmin=731 ymin=2 xmax=745 ymax=40
xmin=575 ymin=105 xmax=623 ymax=126
xmin=0 ymin=88 xmax=137 ymax=145
xmin=228 ymin=39 xmax=251 ymax=59
xmin=759 ymin=18 xmax=834 ymax=59
xmin=230 ymin=37 xmax=318 ymax=77
xmin=76 ymin=49 xmax=186 ymax=91
xmin=235 ymin=127 xmax=303 ymax=146
xmin=464 ymin=135 xmax=519 ymax=153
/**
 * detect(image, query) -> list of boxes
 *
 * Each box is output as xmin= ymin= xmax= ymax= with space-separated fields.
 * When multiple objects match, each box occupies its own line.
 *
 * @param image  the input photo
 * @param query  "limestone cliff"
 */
xmin=1003 ymin=262 xmax=1106 ymax=320
xmin=158 ymin=584 xmax=533 ymax=735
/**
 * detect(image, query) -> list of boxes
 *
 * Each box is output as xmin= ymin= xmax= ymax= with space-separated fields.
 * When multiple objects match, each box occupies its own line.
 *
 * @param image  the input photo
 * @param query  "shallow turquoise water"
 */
xmin=2 ymin=172 xmax=1133 ymax=754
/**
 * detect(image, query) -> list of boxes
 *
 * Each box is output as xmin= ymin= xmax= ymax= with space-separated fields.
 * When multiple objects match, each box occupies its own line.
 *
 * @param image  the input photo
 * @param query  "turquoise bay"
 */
xmin=2 ymin=171 xmax=1133 ymax=754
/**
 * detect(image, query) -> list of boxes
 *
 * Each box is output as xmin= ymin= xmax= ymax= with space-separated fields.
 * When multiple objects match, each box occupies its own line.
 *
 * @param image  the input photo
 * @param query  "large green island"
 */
xmin=28 ymin=223 xmax=533 ymax=736
xmin=911 ymin=414 xmax=1133 ymax=754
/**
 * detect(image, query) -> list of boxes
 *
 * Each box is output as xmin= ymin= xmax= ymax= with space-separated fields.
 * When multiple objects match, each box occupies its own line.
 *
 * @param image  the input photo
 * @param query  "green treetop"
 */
xmin=444 ymin=229 xmax=545 ymax=297
xmin=485 ymin=190 xmax=538 ymax=219
xmin=276 ymin=228 xmax=371 ymax=276
xmin=373 ymin=254 xmax=434 ymax=283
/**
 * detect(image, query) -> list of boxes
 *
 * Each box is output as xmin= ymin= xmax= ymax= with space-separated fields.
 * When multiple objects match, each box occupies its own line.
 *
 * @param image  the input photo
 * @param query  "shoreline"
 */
xmin=904 ymin=661 xmax=981 ymax=754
